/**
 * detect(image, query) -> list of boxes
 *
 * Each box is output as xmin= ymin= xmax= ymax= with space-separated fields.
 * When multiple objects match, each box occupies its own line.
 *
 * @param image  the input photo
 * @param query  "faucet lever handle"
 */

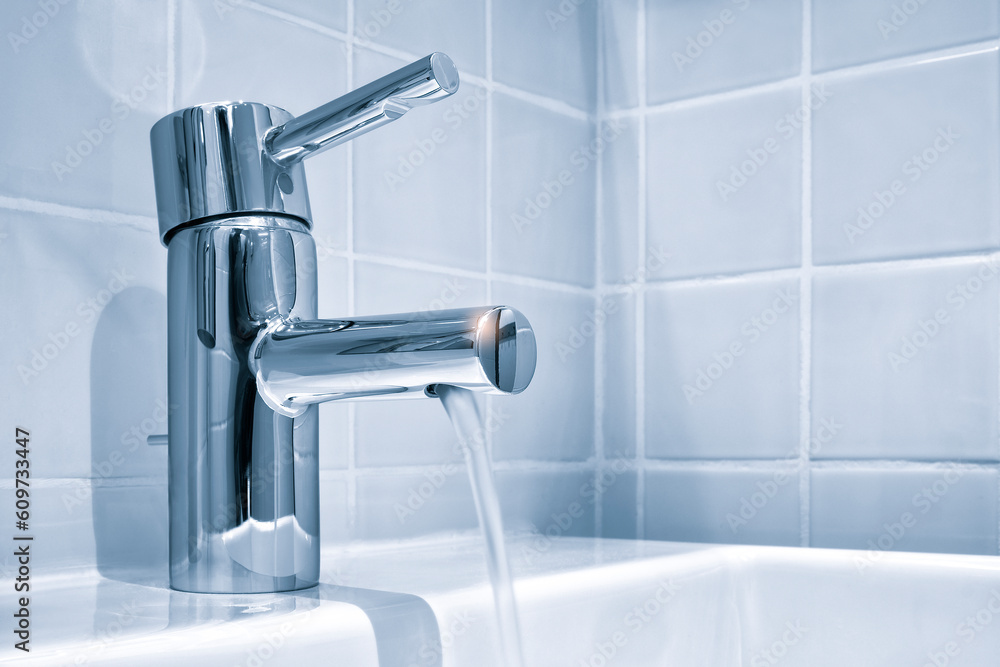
xmin=266 ymin=52 xmax=459 ymax=166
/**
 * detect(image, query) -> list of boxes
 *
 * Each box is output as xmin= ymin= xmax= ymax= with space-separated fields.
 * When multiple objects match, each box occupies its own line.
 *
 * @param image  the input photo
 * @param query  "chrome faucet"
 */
xmin=150 ymin=53 xmax=536 ymax=594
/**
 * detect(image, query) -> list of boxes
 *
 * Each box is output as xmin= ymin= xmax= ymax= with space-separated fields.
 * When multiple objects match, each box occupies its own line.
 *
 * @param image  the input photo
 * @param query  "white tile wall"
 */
xmin=644 ymin=467 xmax=801 ymax=546
xmin=811 ymin=467 xmax=998 ymax=554
xmin=2 ymin=0 xmax=602 ymax=575
xmin=645 ymin=0 xmax=802 ymax=104
xmin=5 ymin=0 xmax=997 ymax=573
xmin=600 ymin=0 xmax=1000 ymax=555
xmin=811 ymin=260 xmax=999 ymax=461
xmin=645 ymin=85 xmax=803 ymax=279
xmin=644 ymin=277 xmax=801 ymax=460
xmin=812 ymin=0 xmax=999 ymax=72
xmin=812 ymin=49 xmax=1000 ymax=265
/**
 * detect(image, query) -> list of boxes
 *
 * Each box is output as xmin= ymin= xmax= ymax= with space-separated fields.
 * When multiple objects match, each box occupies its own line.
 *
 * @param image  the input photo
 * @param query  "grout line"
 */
xmin=593 ymin=0 xmax=607 ymax=540
xmin=166 ymin=0 xmax=177 ymax=113
xmin=0 ymin=196 xmax=158 ymax=233
xmin=350 ymin=252 xmax=596 ymax=295
xmin=608 ymin=75 xmax=804 ymax=120
xmin=259 ymin=8 xmax=596 ymax=124
xmin=601 ymin=249 xmax=1000 ymax=294
xmin=634 ymin=0 xmax=647 ymax=541
xmin=642 ymin=459 xmax=1000 ymax=471
xmin=489 ymin=81 xmax=594 ymax=121
xmin=244 ymin=1 xmax=350 ymax=41
xmin=798 ymin=0 xmax=813 ymax=549
xmin=810 ymin=38 xmax=999 ymax=83
xmin=484 ymin=0 xmax=496 ymax=470
xmin=808 ymin=460 xmax=1000 ymax=470
xmin=604 ymin=38 xmax=1000 ymax=120
xmin=345 ymin=0 xmax=358 ymax=538
xmin=350 ymin=459 xmax=598 ymax=476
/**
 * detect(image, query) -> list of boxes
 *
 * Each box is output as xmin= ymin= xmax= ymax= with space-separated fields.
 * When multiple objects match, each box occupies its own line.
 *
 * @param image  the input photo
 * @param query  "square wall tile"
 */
xmin=812 ymin=51 xmax=1000 ymax=264
xmin=601 ymin=118 xmax=639 ymax=285
xmin=319 ymin=475 xmax=351 ymax=546
xmin=645 ymin=277 xmax=800 ymax=459
xmin=811 ymin=261 xmax=999 ymax=461
xmin=255 ymin=0 xmax=348 ymax=32
xmin=813 ymin=0 xmax=999 ymax=72
xmin=354 ymin=261 xmax=487 ymax=467
xmin=811 ymin=468 xmax=998 ymax=554
xmin=0 ymin=212 xmax=166 ymax=479
xmin=493 ymin=0 xmax=597 ymax=110
xmin=0 ymin=1 xmax=169 ymax=216
xmin=353 ymin=49 xmax=487 ymax=272
xmin=490 ymin=282 xmax=595 ymax=462
xmin=355 ymin=470 xmax=477 ymax=540
xmin=602 ymin=292 xmax=636 ymax=459
xmin=492 ymin=94 xmax=596 ymax=287
xmin=316 ymin=256 xmax=350 ymax=470
xmin=354 ymin=0 xmax=485 ymax=78
xmin=178 ymin=0 xmax=348 ymax=112
xmin=646 ymin=0 xmax=801 ymax=104
xmin=600 ymin=0 xmax=639 ymax=111
xmin=600 ymin=465 xmax=638 ymax=539
xmin=646 ymin=87 xmax=802 ymax=279
xmin=644 ymin=468 xmax=801 ymax=546
xmin=306 ymin=149 xmax=350 ymax=253
xmin=495 ymin=470 xmax=596 ymax=536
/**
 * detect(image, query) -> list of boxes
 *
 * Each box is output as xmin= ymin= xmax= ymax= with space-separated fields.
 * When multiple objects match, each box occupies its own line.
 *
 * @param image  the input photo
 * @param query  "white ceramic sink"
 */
xmin=5 ymin=537 xmax=1000 ymax=665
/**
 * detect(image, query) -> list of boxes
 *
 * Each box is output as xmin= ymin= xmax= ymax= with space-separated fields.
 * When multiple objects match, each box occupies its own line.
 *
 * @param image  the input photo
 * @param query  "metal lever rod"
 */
xmin=265 ymin=52 xmax=460 ymax=166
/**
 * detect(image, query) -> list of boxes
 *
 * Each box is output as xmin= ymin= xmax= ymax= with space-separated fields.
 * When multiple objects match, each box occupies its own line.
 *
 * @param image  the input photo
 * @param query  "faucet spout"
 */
xmin=250 ymin=306 xmax=536 ymax=417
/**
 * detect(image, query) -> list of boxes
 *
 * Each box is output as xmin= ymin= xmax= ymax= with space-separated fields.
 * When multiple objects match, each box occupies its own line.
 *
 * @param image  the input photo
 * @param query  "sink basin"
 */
xmin=5 ymin=537 xmax=1000 ymax=665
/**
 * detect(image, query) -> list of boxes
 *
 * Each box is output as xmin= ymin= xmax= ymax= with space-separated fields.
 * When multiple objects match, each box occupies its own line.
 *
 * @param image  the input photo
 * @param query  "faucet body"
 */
xmin=167 ymin=216 xmax=320 ymax=592
xmin=151 ymin=54 xmax=535 ymax=593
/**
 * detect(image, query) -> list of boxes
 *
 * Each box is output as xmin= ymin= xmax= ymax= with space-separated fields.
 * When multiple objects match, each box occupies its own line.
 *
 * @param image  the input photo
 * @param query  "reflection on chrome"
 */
xmin=150 ymin=53 xmax=536 ymax=593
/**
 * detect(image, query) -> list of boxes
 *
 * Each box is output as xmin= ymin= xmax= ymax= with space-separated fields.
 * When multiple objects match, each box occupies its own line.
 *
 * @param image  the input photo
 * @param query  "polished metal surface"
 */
xmin=266 ymin=52 xmax=459 ymax=166
xmin=150 ymin=52 xmax=458 ymax=243
xmin=250 ymin=306 xmax=536 ymax=416
xmin=150 ymin=102 xmax=311 ymax=243
xmin=153 ymin=53 xmax=536 ymax=594
xmin=167 ymin=217 xmax=320 ymax=593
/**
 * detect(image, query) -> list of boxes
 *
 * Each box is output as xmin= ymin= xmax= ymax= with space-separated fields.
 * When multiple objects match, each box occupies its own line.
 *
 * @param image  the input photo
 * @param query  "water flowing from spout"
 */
xmin=435 ymin=384 xmax=526 ymax=667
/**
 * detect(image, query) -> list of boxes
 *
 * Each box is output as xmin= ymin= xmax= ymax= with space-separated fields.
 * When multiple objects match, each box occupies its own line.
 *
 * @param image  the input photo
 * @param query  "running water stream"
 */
xmin=435 ymin=384 xmax=526 ymax=667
